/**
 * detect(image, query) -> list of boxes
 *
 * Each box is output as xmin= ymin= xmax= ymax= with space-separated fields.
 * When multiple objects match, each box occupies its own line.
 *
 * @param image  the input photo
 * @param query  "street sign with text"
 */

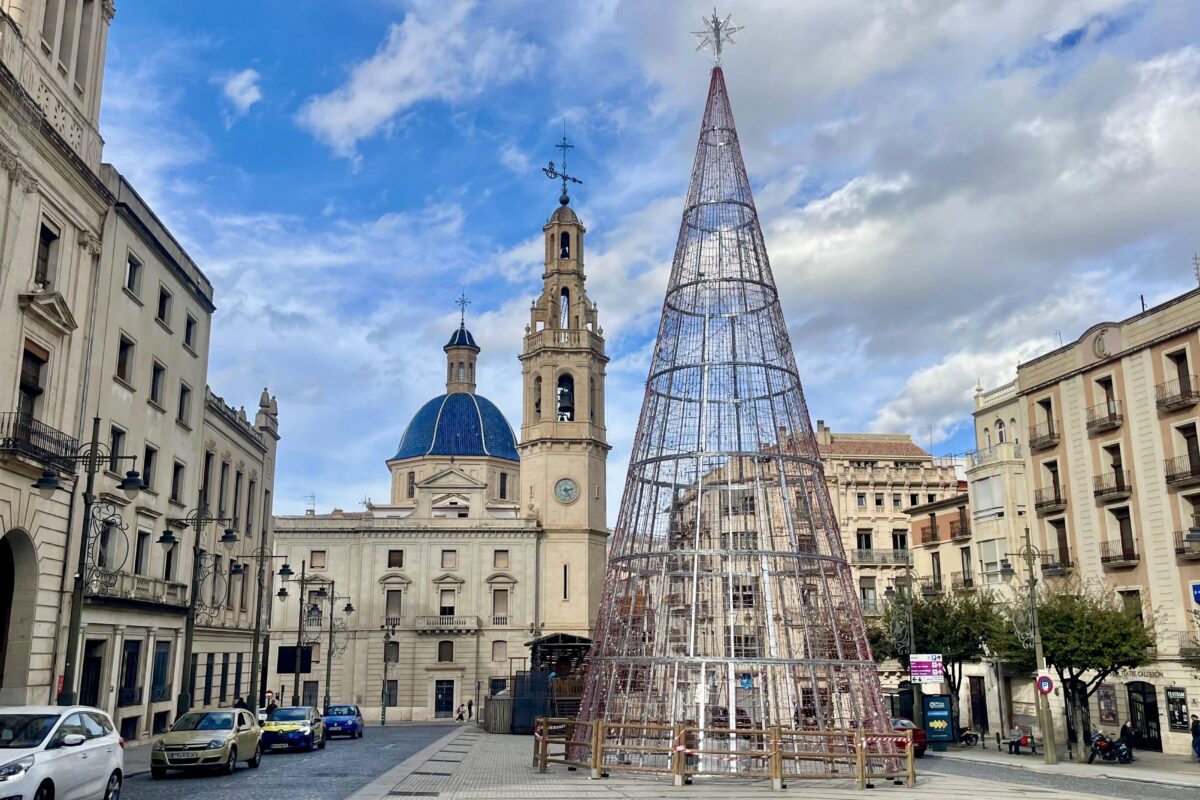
xmin=910 ymin=654 xmax=943 ymax=684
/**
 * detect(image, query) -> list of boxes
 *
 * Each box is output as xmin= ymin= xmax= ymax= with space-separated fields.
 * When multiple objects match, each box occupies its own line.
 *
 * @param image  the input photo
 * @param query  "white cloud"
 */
xmin=219 ymin=68 xmax=263 ymax=117
xmin=297 ymin=0 xmax=539 ymax=159
xmin=498 ymin=143 xmax=531 ymax=175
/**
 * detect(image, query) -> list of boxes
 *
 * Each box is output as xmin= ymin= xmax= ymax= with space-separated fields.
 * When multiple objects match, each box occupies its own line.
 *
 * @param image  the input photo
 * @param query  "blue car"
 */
xmin=323 ymin=704 xmax=364 ymax=739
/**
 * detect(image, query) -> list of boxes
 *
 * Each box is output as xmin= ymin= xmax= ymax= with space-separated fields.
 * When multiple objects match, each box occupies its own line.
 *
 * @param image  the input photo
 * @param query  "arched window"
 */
xmin=559 ymin=288 xmax=569 ymax=329
xmin=589 ymin=378 xmax=596 ymax=422
xmin=437 ymin=641 xmax=454 ymax=662
xmin=457 ymin=362 xmax=464 ymax=381
xmin=559 ymin=231 xmax=570 ymax=259
xmin=468 ymin=362 xmax=474 ymax=382
xmin=557 ymin=373 xmax=575 ymax=421
xmin=995 ymin=420 xmax=1006 ymax=443
xmin=447 ymin=362 xmax=453 ymax=382
xmin=533 ymin=376 xmax=542 ymax=418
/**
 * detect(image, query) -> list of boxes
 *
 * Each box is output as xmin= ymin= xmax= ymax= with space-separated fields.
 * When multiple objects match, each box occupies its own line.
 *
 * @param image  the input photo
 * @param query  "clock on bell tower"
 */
xmin=518 ymin=137 xmax=610 ymax=638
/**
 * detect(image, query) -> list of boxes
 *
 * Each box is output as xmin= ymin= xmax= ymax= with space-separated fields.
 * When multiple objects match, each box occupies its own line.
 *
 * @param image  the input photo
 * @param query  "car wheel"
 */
xmin=357 ymin=727 xmax=363 ymax=739
xmin=224 ymin=746 xmax=237 ymax=775
xmin=34 ymin=780 xmax=53 ymax=800
xmin=248 ymin=743 xmax=262 ymax=768
xmin=103 ymin=771 xmax=122 ymax=800
xmin=150 ymin=767 xmax=167 ymax=780
xmin=318 ymin=733 xmax=326 ymax=750
xmin=306 ymin=734 xmax=315 ymax=752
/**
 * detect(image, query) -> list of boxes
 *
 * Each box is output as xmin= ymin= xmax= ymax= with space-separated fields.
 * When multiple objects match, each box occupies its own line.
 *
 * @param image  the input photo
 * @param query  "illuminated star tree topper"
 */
xmin=692 ymin=8 xmax=743 ymax=65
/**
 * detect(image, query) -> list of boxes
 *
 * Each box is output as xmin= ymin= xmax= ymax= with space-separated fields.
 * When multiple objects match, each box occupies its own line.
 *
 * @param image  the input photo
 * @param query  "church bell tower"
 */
xmin=518 ymin=138 xmax=610 ymax=638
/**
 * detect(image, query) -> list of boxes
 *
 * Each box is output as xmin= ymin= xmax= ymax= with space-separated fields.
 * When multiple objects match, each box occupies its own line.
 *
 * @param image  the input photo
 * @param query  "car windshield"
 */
xmin=326 ymin=706 xmax=355 ymax=716
xmin=172 ymin=712 xmax=234 ymax=731
xmin=270 ymin=708 xmax=310 ymax=721
xmin=0 ymin=714 xmax=60 ymax=748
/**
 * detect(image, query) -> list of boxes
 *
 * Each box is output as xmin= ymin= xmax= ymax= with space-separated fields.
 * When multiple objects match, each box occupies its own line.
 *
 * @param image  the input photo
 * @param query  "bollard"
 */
xmin=672 ymin=723 xmax=685 ymax=786
xmin=769 ymin=725 xmax=783 ymax=791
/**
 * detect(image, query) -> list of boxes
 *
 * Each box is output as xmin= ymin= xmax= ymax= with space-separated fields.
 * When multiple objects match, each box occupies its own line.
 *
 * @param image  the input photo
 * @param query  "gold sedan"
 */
xmin=151 ymin=708 xmax=262 ymax=777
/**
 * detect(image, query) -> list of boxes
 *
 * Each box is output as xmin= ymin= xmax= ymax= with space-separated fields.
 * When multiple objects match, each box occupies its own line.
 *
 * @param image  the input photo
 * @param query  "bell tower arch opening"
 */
xmin=0 ymin=530 xmax=38 ymax=703
xmin=560 ymin=231 xmax=570 ymax=259
xmin=556 ymin=373 xmax=575 ymax=421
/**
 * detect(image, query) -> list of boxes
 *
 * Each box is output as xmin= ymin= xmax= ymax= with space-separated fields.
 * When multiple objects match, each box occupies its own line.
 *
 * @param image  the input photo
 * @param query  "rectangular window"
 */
xmin=57 ymin=0 xmax=77 ymax=68
xmin=134 ymin=530 xmax=150 ymax=575
xmin=439 ymin=589 xmax=455 ymax=616
xmin=309 ymin=550 xmax=326 ymax=569
xmin=239 ymin=561 xmax=249 ymax=609
xmin=927 ymin=493 xmax=936 ymax=503
xmin=217 ymin=462 xmax=229 ymax=515
xmin=499 ymin=472 xmax=508 ymax=499
xmin=384 ymin=680 xmax=398 ymax=706
xmin=875 ymin=493 xmax=884 ymax=508
xmin=189 ymin=653 xmax=198 ymax=706
xmin=201 ymin=451 xmax=214 ymax=508
xmin=892 ymin=493 xmax=902 ymax=509
xmin=124 ymin=253 xmax=141 ymax=294
xmin=156 ymin=286 xmax=172 ymax=326
xmin=73 ymin=0 xmax=95 ymax=89
xmin=891 ymin=529 xmax=908 ymax=550
xmin=437 ymin=641 xmax=454 ymax=662
xmin=34 ymin=222 xmax=59 ymax=287
xmin=494 ymin=549 xmax=509 ymax=569
xmin=210 ymin=556 xmax=222 ymax=605
xmin=492 ymin=640 xmax=508 ymax=662
xmin=387 ymin=550 xmax=404 ymax=569
xmin=219 ymin=653 xmax=229 ymax=703
xmin=385 ymin=640 xmax=399 ymax=663
xmin=732 ymin=634 xmax=760 ymax=659
xmin=856 ymin=493 xmax=866 ymax=507
xmin=203 ymin=653 xmax=215 ymax=704
xmin=164 ymin=541 xmax=175 ymax=582
xmin=18 ymin=342 xmax=48 ymax=419
xmin=150 ymin=361 xmax=166 ymax=406
xmin=177 ymin=383 xmax=192 ymax=425
xmin=931 ymin=552 xmax=942 ymax=587
xmin=492 ymin=589 xmax=509 ymax=617
xmin=116 ymin=334 xmax=135 ymax=383
xmin=108 ymin=425 xmax=125 ymax=473
xmin=302 ymin=681 xmax=318 ymax=707
xmin=441 ymin=549 xmax=457 ymax=569
xmin=563 ymin=564 xmax=569 ymax=600
xmin=233 ymin=470 xmax=243 ymax=528
xmin=150 ymin=642 xmax=171 ymax=702
xmin=406 ymin=471 xmax=415 ymax=498
xmin=1119 ymin=589 xmax=1144 ymax=627
xmin=234 ymin=652 xmax=243 ymax=700
xmin=910 ymin=494 xmax=919 ymax=506
xmin=245 ymin=479 xmax=256 ymax=537
xmin=184 ymin=314 xmax=197 ymax=349
xmin=41 ymin=0 xmax=59 ymax=48
xmin=142 ymin=444 xmax=157 ymax=491
xmin=856 ymin=529 xmax=873 ymax=551
xmin=385 ymin=589 xmax=402 ymax=619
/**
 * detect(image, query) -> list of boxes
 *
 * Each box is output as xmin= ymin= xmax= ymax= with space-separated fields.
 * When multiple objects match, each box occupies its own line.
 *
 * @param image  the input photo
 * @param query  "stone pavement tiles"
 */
xmin=342 ymin=725 xmax=1119 ymax=800
xmin=933 ymin=744 xmax=1200 ymax=790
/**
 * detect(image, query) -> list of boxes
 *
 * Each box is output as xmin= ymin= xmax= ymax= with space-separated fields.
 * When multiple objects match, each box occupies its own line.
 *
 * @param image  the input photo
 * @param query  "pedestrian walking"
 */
xmin=233 ymin=697 xmax=248 ymax=710
xmin=1119 ymin=720 xmax=1135 ymax=761
xmin=467 ymin=699 xmax=474 ymax=720
xmin=1190 ymin=715 xmax=1200 ymax=761
xmin=266 ymin=701 xmax=278 ymax=718
xmin=455 ymin=703 xmax=466 ymax=722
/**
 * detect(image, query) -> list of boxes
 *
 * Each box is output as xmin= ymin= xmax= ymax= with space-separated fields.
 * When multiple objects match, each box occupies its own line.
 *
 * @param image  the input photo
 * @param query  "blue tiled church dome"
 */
xmin=393 ymin=393 xmax=519 ymax=462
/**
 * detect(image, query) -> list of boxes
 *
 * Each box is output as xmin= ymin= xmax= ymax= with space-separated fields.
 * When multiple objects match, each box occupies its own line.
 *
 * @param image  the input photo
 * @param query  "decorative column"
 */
xmin=139 ymin=628 xmax=158 ymax=737
xmin=107 ymin=626 xmax=126 ymax=719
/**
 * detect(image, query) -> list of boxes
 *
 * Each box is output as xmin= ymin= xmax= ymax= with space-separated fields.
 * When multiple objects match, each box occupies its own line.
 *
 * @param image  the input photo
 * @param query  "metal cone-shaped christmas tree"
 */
xmin=575 ymin=65 xmax=896 ymax=774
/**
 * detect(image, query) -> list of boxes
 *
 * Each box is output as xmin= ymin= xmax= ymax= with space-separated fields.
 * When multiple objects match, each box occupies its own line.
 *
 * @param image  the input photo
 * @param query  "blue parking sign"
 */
xmin=1193 ymin=584 xmax=1200 ymax=604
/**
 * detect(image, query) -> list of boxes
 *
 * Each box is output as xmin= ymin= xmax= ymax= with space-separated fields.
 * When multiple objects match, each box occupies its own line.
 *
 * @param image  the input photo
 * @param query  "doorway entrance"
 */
xmin=968 ymin=675 xmax=989 ymax=733
xmin=1127 ymin=681 xmax=1162 ymax=751
xmin=434 ymin=679 xmax=454 ymax=718
xmin=0 ymin=530 xmax=37 ymax=704
xmin=80 ymin=640 xmax=105 ymax=707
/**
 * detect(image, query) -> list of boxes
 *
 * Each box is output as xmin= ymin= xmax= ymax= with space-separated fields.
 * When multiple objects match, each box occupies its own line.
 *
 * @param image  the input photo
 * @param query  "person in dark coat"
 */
xmin=233 ymin=697 xmax=248 ymax=710
xmin=1190 ymin=715 xmax=1200 ymax=761
xmin=1119 ymin=720 xmax=1135 ymax=760
xmin=467 ymin=699 xmax=474 ymax=720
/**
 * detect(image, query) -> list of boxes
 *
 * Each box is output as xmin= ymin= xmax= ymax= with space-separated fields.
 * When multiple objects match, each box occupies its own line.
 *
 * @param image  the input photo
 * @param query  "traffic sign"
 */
xmin=911 ymin=654 xmax=943 ymax=684
xmin=1192 ymin=584 xmax=1200 ymax=604
xmin=1036 ymin=675 xmax=1054 ymax=695
xmin=265 ymin=689 xmax=275 ymax=701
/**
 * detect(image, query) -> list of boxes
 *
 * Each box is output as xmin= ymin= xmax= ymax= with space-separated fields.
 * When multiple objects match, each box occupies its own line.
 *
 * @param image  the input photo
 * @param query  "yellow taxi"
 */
xmin=260 ymin=706 xmax=325 ymax=752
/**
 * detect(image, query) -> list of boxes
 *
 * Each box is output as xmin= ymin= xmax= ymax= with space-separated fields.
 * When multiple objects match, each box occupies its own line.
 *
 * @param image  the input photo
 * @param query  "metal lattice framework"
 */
xmin=576 ymin=66 xmax=895 ymax=769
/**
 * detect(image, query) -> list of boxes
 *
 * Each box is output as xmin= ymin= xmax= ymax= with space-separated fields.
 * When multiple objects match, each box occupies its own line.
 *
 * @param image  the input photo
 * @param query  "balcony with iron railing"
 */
xmin=950 ymin=571 xmax=975 ymax=591
xmin=850 ymin=548 xmax=912 ymax=566
xmin=1028 ymin=420 xmax=1060 ymax=451
xmin=117 ymin=687 xmax=143 ymax=707
xmin=1156 ymin=375 xmax=1200 ymax=411
xmin=150 ymin=683 xmax=171 ymax=703
xmin=966 ymin=441 xmax=1023 ymax=470
xmin=949 ymin=519 xmax=971 ymax=540
xmin=1164 ymin=455 xmax=1200 ymax=488
xmin=1039 ymin=549 xmax=1074 ymax=575
xmin=0 ymin=411 xmax=79 ymax=472
xmin=1034 ymin=485 xmax=1067 ymax=516
xmin=1092 ymin=470 xmax=1132 ymax=502
xmin=415 ymin=615 xmax=480 ymax=634
xmin=1179 ymin=631 xmax=1200 ymax=660
xmin=1173 ymin=527 xmax=1200 ymax=561
xmin=1086 ymin=400 xmax=1123 ymax=433
xmin=918 ymin=576 xmax=944 ymax=595
xmin=85 ymin=572 xmax=189 ymax=609
xmin=1100 ymin=539 xmax=1139 ymax=568
xmin=860 ymin=598 xmax=881 ymax=616
xmin=919 ymin=525 xmax=939 ymax=545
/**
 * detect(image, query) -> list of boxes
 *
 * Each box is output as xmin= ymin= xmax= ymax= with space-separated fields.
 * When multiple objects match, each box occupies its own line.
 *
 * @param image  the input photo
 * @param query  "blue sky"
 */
xmin=99 ymin=1 xmax=1200 ymax=516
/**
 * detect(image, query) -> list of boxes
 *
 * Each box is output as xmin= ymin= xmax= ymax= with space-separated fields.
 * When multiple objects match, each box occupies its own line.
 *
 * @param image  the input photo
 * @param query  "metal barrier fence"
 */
xmin=532 ymin=716 xmax=915 ymax=791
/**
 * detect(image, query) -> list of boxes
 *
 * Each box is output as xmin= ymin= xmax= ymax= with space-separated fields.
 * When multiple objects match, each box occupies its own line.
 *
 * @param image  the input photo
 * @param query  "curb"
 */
xmin=931 ymin=748 xmax=1200 ymax=790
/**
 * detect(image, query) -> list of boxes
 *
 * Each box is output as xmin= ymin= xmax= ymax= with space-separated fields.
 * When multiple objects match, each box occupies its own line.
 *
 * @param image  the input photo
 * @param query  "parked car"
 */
xmin=257 ymin=708 xmax=269 ymax=725
xmin=261 ymin=707 xmax=325 ymax=752
xmin=0 ymin=705 xmax=124 ymax=800
xmin=322 ymin=705 xmax=364 ymax=739
xmin=890 ymin=718 xmax=927 ymax=757
xmin=151 ymin=708 xmax=261 ymax=778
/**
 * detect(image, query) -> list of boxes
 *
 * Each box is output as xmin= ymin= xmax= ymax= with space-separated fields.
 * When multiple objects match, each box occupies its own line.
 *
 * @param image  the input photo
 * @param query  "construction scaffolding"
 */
xmin=574 ymin=65 xmax=901 ymax=780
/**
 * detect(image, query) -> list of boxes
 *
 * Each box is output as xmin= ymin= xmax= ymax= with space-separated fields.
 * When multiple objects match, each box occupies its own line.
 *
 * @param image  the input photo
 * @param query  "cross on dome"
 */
xmin=456 ymin=291 xmax=471 ymax=326
xmin=542 ymin=121 xmax=583 ymax=206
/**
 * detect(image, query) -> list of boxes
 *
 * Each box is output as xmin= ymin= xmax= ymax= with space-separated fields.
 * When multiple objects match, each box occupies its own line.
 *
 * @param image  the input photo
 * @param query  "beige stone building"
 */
xmin=266 ymin=198 xmax=608 ymax=720
xmin=955 ymin=287 xmax=1200 ymax=756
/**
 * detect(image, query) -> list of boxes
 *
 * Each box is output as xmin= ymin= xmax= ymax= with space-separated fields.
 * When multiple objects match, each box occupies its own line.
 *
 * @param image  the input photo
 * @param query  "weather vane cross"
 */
xmin=693 ymin=8 xmax=743 ymax=65
xmin=543 ymin=122 xmax=582 ymax=206
xmin=455 ymin=292 xmax=471 ymax=325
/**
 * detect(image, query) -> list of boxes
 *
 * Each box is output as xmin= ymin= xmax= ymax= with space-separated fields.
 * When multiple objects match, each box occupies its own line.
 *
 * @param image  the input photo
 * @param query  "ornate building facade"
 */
xmin=266 ymin=195 xmax=608 ymax=720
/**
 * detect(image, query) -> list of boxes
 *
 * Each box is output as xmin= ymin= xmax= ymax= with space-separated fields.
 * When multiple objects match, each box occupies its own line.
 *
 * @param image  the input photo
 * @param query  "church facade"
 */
xmin=265 ymin=196 xmax=609 ymax=720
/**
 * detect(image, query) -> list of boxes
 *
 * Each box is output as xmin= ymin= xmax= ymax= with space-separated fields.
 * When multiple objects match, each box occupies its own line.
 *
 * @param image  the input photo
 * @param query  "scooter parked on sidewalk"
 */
xmin=1087 ymin=730 xmax=1132 ymax=764
xmin=958 ymin=727 xmax=980 ymax=746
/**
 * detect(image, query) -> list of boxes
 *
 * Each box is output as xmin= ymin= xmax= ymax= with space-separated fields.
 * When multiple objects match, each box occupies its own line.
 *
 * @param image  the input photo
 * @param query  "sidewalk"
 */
xmin=931 ymin=742 xmax=1200 ymax=788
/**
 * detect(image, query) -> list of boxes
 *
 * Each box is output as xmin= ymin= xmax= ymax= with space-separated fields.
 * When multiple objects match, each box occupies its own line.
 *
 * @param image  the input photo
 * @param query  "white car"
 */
xmin=0 ymin=706 xmax=123 ymax=800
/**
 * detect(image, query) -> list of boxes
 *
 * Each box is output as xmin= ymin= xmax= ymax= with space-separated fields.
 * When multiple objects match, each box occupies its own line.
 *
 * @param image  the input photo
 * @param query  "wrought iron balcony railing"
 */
xmin=949 ymin=520 xmax=971 ymax=540
xmin=0 ymin=411 xmax=79 ymax=472
xmin=850 ymin=548 xmax=912 ymax=566
xmin=1156 ymin=375 xmax=1200 ymax=411
xmin=1100 ymin=539 xmax=1139 ymax=567
xmin=1033 ymin=485 xmax=1067 ymax=515
xmin=150 ymin=683 xmax=171 ymax=703
xmin=117 ymin=686 xmax=143 ymax=707
xmin=1028 ymin=420 xmax=1060 ymax=451
xmin=1039 ymin=549 xmax=1073 ymax=575
xmin=919 ymin=525 xmax=939 ymax=545
xmin=950 ymin=571 xmax=975 ymax=590
xmin=1092 ymin=470 xmax=1132 ymax=501
xmin=1164 ymin=455 xmax=1200 ymax=486
xmin=1173 ymin=529 xmax=1200 ymax=560
xmin=966 ymin=442 xmax=1022 ymax=469
xmin=1086 ymin=400 xmax=1123 ymax=433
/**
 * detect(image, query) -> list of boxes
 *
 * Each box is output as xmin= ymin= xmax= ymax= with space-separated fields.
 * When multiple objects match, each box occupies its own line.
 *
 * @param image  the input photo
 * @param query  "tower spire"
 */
xmin=575 ymin=49 xmax=898 ymax=774
xmin=455 ymin=291 xmax=471 ymax=327
xmin=542 ymin=122 xmax=583 ymax=206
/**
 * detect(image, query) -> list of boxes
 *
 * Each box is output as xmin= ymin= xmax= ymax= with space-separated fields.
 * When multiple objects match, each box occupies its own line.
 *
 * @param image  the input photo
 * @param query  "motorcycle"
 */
xmin=957 ymin=727 xmax=980 ymax=746
xmin=1087 ymin=730 xmax=1132 ymax=764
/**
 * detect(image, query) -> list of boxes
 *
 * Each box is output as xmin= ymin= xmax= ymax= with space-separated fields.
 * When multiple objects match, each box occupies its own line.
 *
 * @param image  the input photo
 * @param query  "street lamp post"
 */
xmin=275 ymin=561 xmax=329 ymax=706
xmin=239 ymin=546 xmax=288 ymax=712
xmin=884 ymin=562 xmax=934 ymax=729
xmin=1000 ymin=526 xmax=1058 ymax=765
xmin=381 ymin=617 xmax=399 ymax=727
xmin=316 ymin=582 xmax=354 ymax=712
xmin=162 ymin=493 xmax=238 ymax=717
xmin=37 ymin=416 xmax=145 ymax=706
